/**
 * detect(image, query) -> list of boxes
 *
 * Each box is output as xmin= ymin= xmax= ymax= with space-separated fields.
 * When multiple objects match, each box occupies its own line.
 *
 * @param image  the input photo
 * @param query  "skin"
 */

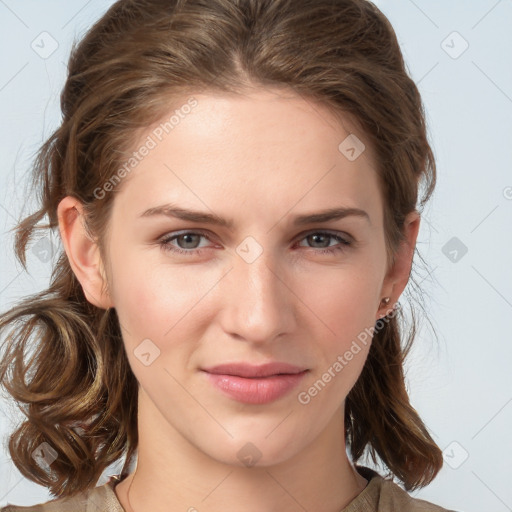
xmin=57 ymin=86 xmax=420 ymax=512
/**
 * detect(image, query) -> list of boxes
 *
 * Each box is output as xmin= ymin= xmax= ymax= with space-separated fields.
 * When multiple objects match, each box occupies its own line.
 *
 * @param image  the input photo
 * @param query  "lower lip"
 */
xmin=203 ymin=371 xmax=308 ymax=404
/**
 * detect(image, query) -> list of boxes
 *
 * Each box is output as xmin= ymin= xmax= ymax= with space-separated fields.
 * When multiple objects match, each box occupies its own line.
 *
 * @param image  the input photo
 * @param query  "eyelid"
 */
xmin=158 ymin=228 xmax=354 ymax=243
xmin=295 ymin=228 xmax=355 ymax=244
xmin=158 ymin=229 xmax=216 ymax=246
xmin=157 ymin=228 xmax=355 ymax=253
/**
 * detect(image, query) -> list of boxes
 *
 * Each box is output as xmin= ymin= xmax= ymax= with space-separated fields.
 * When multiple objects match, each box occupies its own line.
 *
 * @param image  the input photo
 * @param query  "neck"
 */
xmin=115 ymin=391 xmax=368 ymax=512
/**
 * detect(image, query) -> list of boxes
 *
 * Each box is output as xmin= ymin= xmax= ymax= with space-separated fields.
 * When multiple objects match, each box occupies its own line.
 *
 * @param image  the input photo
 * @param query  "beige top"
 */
xmin=1 ymin=466 xmax=457 ymax=512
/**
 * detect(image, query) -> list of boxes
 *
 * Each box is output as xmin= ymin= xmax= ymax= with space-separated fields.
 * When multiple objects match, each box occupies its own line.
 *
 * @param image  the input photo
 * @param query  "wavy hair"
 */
xmin=0 ymin=0 xmax=441 ymax=497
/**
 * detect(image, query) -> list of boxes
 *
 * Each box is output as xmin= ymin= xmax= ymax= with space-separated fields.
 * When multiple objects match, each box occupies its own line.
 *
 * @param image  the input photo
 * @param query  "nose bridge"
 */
xmin=220 ymin=241 xmax=294 ymax=342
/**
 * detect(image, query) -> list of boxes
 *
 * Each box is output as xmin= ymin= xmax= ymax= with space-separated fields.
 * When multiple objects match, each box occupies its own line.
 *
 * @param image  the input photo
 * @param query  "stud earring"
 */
xmin=380 ymin=297 xmax=390 ymax=306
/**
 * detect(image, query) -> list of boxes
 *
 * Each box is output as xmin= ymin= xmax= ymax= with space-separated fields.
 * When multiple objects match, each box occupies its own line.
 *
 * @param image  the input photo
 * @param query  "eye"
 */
xmin=295 ymin=231 xmax=352 ymax=255
xmin=158 ymin=229 xmax=353 ymax=257
xmin=159 ymin=230 xmax=213 ymax=256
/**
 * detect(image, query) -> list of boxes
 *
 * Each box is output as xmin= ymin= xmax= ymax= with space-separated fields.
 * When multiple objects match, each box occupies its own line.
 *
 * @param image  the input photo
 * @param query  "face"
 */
xmin=89 ymin=88 xmax=395 ymax=467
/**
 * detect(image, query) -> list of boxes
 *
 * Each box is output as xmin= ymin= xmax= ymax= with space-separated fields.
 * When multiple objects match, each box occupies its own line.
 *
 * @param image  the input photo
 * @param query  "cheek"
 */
xmin=294 ymin=260 xmax=382 ymax=341
xmin=108 ymin=258 xmax=207 ymax=386
xmin=108 ymin=249 xmax=201 ymax=344
xmin=292 ymin=261 xmax=382 ymax=401
xmin=297 ymin=270 xmax=378 ymax=396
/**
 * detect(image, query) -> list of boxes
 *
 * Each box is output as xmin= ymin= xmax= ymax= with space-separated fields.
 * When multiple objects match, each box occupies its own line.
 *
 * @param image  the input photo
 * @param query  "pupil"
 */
xmin=311 ymin=234 xmax=329 ymax=248
xmin=181 ymin=234 xmax=198 ymax=248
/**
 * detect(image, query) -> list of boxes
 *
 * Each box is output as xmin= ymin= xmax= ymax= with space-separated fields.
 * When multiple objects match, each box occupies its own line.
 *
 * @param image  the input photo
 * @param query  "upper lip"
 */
xmin=202 ymin=362 xmax=308 ymax=378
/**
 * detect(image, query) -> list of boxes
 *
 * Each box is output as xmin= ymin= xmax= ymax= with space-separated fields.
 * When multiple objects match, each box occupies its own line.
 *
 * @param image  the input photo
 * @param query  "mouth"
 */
xmin=202 ymin=362 xmax=308 ymax=378
xmin=201 ymin=362 xmax=309 ymax=404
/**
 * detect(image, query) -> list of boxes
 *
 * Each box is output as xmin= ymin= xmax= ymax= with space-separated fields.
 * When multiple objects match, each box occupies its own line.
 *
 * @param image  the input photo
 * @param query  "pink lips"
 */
xmin=201 ymin=362 xmax=309 ymax=405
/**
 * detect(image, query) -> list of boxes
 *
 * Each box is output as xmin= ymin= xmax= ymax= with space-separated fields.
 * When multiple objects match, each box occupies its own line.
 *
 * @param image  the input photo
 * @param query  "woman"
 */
xmin=0 ymin=0 xmax=457 ymax=510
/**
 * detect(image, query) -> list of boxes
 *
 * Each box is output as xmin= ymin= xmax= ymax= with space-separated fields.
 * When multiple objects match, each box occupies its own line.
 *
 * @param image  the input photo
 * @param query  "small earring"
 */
xmin=377 ymin=297 xmax=392 ymax=319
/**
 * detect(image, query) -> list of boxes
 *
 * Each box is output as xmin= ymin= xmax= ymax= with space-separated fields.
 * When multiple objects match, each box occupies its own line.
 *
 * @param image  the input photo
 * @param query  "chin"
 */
xmin=201 ymin=431 xmax=306 ymax=470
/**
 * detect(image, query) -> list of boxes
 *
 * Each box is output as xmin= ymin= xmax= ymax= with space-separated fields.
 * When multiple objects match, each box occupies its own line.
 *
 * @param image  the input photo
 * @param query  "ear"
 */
xmin=376 ymin=210 xmax=420 ymax=319
xmin=57 ymin=196 xmax=114 ymax=309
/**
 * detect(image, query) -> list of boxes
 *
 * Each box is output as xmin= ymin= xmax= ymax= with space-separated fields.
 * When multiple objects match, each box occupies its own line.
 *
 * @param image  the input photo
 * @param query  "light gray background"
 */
xmin=0 ymin=1 xmax=511 ymax=511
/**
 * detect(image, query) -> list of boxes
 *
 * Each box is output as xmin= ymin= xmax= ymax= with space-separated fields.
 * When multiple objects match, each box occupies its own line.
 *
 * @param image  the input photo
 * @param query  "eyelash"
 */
xmin=158 ymin=230 xmax=353 ymax=257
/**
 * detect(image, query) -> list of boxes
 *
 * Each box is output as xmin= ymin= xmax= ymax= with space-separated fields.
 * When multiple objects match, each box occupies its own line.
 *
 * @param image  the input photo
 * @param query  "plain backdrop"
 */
xmin=0 ymin=1 xmax=511 ymax=511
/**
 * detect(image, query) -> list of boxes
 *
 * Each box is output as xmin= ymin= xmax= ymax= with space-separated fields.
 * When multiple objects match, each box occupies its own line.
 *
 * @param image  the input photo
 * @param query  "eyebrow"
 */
xmin=139 ymin=203 xmax=370 ymax=228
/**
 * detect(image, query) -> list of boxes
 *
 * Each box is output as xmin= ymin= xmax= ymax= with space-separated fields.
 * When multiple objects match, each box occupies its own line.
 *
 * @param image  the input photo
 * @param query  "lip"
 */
xmin=202 ymin=362 xmax=308 ymax=378
xmin=201 ymin=362 xmax=309 ymax=404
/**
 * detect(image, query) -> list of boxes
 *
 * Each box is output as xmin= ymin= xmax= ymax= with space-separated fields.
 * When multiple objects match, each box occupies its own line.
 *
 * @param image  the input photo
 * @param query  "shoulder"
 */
xmin=377 ymin=477 xmax=456 ymax=511
xmin=0 ymin=476 xmax=125 ymax=512
xmin=350 ymin=466 xmax=459 ymax=512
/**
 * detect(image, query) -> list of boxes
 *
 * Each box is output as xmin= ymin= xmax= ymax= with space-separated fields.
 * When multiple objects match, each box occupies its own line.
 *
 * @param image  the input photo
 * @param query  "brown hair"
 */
xmin=0 ymin=0 xmax=441 ymax=498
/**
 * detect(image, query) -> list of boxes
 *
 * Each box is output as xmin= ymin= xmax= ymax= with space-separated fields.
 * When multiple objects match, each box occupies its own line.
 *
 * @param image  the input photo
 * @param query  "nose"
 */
xmin=218 ymin=246 xmax=297 ymax=344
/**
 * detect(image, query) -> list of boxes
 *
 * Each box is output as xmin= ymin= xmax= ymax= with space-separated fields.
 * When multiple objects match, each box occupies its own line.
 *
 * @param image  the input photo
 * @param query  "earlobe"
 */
xmin=376 ymin=211 xmax=421 ymax=320
xmin=57 ymin=196 xmax=114 ymax=309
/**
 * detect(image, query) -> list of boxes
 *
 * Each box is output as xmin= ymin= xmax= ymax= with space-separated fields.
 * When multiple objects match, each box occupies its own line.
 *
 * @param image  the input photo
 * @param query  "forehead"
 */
xmin=110 ymin=87 xmax=383 ymax=229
